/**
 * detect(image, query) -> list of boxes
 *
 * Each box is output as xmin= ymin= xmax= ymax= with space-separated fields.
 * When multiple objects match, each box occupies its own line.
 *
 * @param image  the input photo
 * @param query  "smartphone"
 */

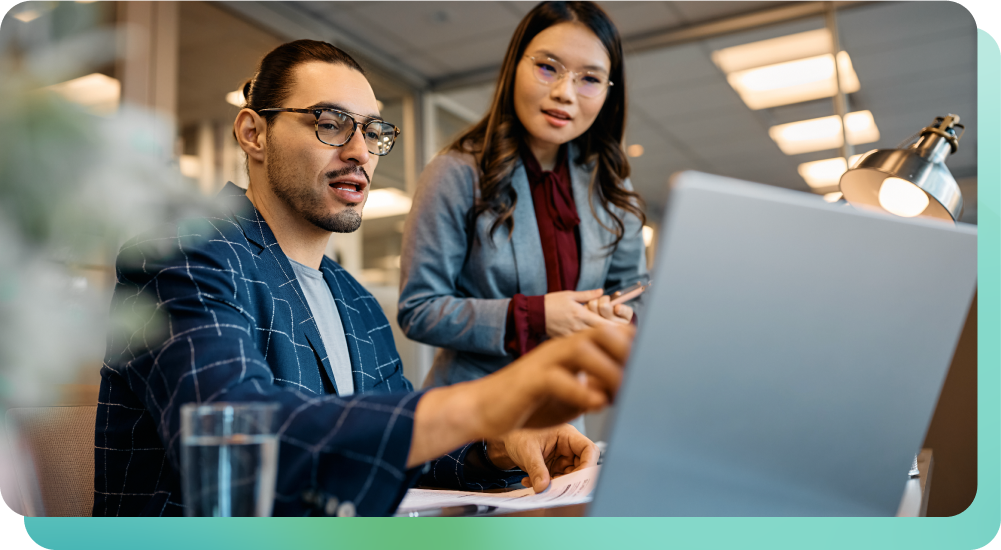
xmin=608 ymin=281 xmax=651 ymax=306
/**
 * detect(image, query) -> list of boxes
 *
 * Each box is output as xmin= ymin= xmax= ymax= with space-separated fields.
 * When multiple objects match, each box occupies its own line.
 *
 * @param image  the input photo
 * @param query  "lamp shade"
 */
xmin=839 ymin=115 xmax=964 ymax=222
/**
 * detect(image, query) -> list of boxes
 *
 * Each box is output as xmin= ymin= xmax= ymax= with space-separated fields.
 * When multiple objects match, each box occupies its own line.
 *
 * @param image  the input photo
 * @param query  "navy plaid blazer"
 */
xmin=94 ymin=182 xmax=522 ymax=517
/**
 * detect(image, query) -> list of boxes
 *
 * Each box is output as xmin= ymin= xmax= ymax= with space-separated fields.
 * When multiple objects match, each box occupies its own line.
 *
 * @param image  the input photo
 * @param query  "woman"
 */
xmin=398 ymin=1 xmax=648 ymax=398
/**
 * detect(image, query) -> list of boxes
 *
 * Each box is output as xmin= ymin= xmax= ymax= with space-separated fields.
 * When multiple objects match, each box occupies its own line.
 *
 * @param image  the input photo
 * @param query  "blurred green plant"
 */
xmin=0 ymin=2 xmax=208 ymax=408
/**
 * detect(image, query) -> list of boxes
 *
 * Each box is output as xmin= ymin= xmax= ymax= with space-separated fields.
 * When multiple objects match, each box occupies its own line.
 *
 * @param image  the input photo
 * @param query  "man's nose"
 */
xmin=339 ymin=123 xmax=371 ymax=166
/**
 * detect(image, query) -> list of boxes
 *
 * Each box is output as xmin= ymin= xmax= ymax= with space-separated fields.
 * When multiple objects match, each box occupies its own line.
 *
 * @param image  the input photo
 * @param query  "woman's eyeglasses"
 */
xmin=524 ymin=56 xmax=613 ymax=98
xmin=256 ymin=107 xmax=401 ymax=156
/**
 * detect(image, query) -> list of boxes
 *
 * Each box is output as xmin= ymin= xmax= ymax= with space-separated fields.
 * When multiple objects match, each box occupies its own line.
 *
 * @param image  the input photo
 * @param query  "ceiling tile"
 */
xmin=390 ymin=51 xmax=452 ymax=80
xmin=701 ymin=17 xmax=825 ymax=52
xmin=766 ymin=100 xmax=843 ymax=127
xmin=596 ymin=1 xmax=683 ymax=37
xmin=876 ymin=111 xmax=975 ymax=143
xmin=626 ymin=43 xmax=724 ymax=93
xmin=838 ymin=1 xmax=975 ymax=53
xmin=852 ymin=34 xmax=976 ymax=88
xmin=625 ymin=120 xmax=674 ymax=147
xmin=666 ymin=108 xmax=768 ymax=149
xmin=422 ymin=29 xmax=512 ymax=75
xmin=692 ymin=135 xmax=784 ymax=165
xmin=866 ymin=100 xmax=976 ymax=138
xmin=290 ymin=0 xmax=390 ymax=6
xmin=292 ymin=2 xmax=415 ymax=57
xmin=628 ymin=106 xmax=713 ymax=168
xmin=858 ymin=64 xmax=975 ymax=101
xmin=343 ymin=1 xmax=522 ymax=51
xmin=635 ymin=79 xmax=745 ymax=123
xmin=625 ymin=136 xmax=687 ymax=170
xmin=670 ymin=1 xmax=785 ymax=25
xmin=499 ymin=1 xmax=537 ymax=18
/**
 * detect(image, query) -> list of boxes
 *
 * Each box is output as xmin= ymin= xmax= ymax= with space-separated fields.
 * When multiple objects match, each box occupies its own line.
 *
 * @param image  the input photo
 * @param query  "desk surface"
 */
xmin=493 ymin=449 xmax=933 ymax=517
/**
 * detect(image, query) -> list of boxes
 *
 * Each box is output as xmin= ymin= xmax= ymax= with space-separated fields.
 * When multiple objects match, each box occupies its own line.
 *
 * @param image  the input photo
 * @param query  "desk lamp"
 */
xmin=839 ymin=115 xmax=965 ymax=223
xmin=840 ymin=115 xmax=966 ymax=479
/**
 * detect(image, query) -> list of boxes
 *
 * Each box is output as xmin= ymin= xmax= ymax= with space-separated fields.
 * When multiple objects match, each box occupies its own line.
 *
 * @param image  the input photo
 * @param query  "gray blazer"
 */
xmin=398 ymin=145 xmax=648 ymax=387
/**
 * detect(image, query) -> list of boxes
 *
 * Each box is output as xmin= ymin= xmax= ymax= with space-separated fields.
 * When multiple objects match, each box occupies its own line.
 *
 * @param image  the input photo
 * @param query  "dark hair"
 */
xmin=448 ymin=1 xmax=645 ymax=249
xmin=242 ymin=40 xmax=365 ymax=123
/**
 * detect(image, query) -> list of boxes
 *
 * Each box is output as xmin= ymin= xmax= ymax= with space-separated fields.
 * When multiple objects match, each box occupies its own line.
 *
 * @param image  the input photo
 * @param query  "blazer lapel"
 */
xmin=509 ymin=161 xmax=548 ymax=297
xmin=271 ymin=247 xmax=337 ymax=395
xmin=320 ymin=265 xmax=367 ymax=394
xmin=570 ymin=146 xmax=613 ymax=291
xmin=221 ymin=183 xmax=339 ymax=394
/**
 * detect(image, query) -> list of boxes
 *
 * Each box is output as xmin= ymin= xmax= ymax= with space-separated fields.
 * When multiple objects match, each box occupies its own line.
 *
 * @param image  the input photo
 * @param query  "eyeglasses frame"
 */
xmin=523 ymin=55 xmax=614 ymax=97
xmin=256 ymin=107 xmax=401 ymax=156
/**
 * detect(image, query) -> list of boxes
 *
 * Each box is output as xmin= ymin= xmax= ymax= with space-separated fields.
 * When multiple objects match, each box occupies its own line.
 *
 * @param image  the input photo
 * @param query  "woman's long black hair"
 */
xmin=448 ymin=1 xmax=645 ymax=248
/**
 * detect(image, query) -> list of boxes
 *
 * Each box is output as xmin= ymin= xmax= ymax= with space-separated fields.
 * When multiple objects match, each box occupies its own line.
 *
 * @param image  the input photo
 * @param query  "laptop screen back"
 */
xmin=590 ymin=172 xmax=977 ymax=516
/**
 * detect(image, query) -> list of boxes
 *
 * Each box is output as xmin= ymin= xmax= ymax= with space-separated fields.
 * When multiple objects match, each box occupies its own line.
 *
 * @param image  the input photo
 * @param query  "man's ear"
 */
xmin=234 ymin=109 xmax=266 ymax=163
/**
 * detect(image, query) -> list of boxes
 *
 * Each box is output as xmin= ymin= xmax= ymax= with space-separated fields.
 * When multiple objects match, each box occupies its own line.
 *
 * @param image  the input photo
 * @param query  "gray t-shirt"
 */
xmin=288 ymin=258 xmax=354 ymax=396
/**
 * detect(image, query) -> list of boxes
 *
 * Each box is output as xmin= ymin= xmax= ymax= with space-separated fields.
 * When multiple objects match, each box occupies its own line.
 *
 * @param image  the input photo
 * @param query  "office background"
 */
xmin=0 ymin=1 xmax=978 ymax=517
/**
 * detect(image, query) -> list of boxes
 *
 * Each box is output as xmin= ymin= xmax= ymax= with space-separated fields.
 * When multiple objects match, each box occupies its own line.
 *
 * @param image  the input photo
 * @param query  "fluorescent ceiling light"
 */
xmin=843 ymin=110 xmax=880 ymax=142
xmin=797 ymin=154 xmax=863 ymax=189
xmin=13 ymin=9 xmax=41 ymax=22
xmin=712 ymin=29 xmax=833 ymax=73
xmin=44 ymin=73 xmax=121 ymax=114
xmin=179 ymin=155 xmax=201 ymax=179
xmin=226 ymin=89 xmax=244 ymax=107
xmin=725 ymin=52 xmax=860 ymax=110
xmin=769 ymin=111 xmax=879 ymax=155
xmin=365 ymin=188 xmax=412 ymax=219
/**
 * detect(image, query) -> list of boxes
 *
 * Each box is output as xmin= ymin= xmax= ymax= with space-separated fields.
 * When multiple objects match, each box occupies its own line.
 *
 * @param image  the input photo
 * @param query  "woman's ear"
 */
xmin=234 ymin=109 xmax=266 ymax=163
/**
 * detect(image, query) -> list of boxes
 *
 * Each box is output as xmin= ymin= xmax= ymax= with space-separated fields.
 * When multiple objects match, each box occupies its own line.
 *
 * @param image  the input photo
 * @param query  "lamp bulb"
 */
xmin=878 ymin=177 xmax=929 ymax=218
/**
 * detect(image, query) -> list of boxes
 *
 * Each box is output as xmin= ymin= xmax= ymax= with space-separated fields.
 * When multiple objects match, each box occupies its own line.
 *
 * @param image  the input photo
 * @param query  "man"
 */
xmin=94 ymin=40 xmax=633 ymax=517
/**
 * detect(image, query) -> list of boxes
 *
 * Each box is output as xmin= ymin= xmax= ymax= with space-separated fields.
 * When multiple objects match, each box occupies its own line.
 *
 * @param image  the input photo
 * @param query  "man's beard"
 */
xmin=266 ymin=139 xmax=365 ymax=233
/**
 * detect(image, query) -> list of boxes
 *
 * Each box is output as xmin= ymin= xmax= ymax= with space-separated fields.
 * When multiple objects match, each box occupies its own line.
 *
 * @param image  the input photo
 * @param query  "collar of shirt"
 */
xmin=520 ymin=144 xmax=580 ymax=231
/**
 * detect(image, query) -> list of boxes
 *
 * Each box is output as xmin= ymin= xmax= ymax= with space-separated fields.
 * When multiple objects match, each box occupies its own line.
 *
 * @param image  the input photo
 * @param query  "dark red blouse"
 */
xmin=504 ymin=145 xmax=581 ymax=356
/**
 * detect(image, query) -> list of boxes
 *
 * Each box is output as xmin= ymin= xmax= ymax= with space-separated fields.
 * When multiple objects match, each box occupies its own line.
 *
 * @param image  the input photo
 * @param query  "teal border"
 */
xmin=18 ymin=26 xmax=1001 ymax=550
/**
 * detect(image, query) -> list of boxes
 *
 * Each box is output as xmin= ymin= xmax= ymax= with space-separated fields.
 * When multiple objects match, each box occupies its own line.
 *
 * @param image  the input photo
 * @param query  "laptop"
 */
xmin=589 ymin=171 xmax=977 ymax=516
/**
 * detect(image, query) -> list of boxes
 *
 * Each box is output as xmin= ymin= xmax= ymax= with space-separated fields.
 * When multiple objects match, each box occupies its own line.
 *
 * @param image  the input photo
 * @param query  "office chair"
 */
xmin=5 ymin=406 xmax=97 ymax=517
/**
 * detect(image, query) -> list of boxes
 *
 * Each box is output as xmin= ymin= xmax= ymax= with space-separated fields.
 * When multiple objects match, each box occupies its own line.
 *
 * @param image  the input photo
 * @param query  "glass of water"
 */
xmin=180 ymin=402 xmax=280 ymax=517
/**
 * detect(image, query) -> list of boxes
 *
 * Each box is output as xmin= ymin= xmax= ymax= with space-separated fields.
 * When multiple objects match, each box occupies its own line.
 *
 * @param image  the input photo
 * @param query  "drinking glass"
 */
xmin=180 ymin=402 xmax=280 ymax=517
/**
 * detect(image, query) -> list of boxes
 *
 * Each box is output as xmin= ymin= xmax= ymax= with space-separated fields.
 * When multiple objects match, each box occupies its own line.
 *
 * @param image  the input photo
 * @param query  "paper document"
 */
xmin=397 ymin=466 xmax=600 ymax=514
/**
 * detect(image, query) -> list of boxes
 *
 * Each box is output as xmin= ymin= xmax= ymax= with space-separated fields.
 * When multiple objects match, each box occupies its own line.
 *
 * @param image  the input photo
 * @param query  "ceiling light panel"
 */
xmin=711 ymin=29 xmax=833 ymax=73
xmin=44 ymin=73 xmax=121 ymax=114
xmin=769 ymin=111 xmax=880 ymax=155
xmin=725 ymin=52 xmax=860 ymax=110
xmin=225 ymin=90 xmax=244 ymax=107
xmin=798 ymin=154 xmax=864 ymax=189
xmin=364 ymin=188 xmax=412 ymax=219
xmin=13 ymin=9 xmax=42 ymax=22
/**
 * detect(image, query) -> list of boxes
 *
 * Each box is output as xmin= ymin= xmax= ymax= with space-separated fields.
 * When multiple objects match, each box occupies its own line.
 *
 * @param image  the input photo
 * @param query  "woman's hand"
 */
xmin=585 ymin=294 xmax=633 ymax=324
xmin=544 ymin=289 xmax=615 ymax=337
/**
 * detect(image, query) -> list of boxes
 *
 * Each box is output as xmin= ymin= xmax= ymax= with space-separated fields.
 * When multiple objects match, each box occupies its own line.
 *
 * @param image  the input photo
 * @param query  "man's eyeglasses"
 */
xmin=256 ymin=107 xmax=401 ymax=156
xmin=524 ymin=56 xmax=613 ymax=98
